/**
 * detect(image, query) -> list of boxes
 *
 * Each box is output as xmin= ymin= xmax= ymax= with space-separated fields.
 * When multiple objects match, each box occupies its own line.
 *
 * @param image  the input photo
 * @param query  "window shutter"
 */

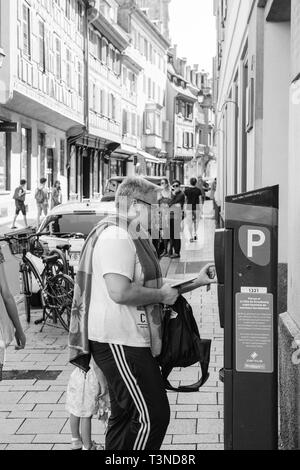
xmin=123 ymin=110 xmax=127 ymax=135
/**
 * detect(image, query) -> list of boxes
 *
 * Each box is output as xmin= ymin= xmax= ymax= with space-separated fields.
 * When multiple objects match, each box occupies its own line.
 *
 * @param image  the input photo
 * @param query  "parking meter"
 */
xmin=214 ymin=185 xmax=278 ymax=450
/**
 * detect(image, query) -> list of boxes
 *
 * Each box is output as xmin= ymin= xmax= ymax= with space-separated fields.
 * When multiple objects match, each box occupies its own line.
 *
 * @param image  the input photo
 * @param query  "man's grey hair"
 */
xmin=115 ymin=177 xmax=160 ymax=212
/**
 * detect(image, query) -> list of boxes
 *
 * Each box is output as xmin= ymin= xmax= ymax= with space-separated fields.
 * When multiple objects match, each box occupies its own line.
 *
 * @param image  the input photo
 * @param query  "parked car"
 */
xmin=38 ymin=200 xmax=116 ymax=273
xmin=101 ymin=176 xmax=162 ymax=202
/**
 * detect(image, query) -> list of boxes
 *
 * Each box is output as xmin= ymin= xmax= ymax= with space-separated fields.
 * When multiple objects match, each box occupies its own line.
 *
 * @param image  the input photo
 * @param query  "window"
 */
xmin=21 ymin=127 xmax=31 ymax=190
xmin=92 ymin=83 xmax=96 ymax=110
xmin=101 ymin=38 xmax=107 ymax=63
xmin=131 ymin=113 xmax=136 ymax=136
xmin=100 ymin=89 xmax=104 ymax=114
xmin=149 ymin=44 xmax=153 ymax=63
xmin=190 ymin=132 xmax=194 ymax=148
xmin=128 ymin=71 xmax=136 ymax=94
xmin=186 ymin=103 xmax=193 ymax=120
xmin=144 ymin=38 xmax=148 ymax=59
xmin=76 ymin=0 xmax=83 ymax=34
xmin=110 ymin=47 xmax=115 ymax=70
xmin=65 ymin=0 xmax=71 ymax=20
xmin=122 ymin=110 xmax=128 ymax=135
xmin=55 ymin=37 xmax=61 ymax=80
xmin=22 ymin=3 xmax=31 ymax=58
xmin=78 ymin=61 xmax=83 ymax=98
xmin=66 ymin=48 xmax=72 ymax=88
xmin=97 ymin=35 xmax=102 ymax=61
xmin=144 ymin=111 xmax=161 ymax=136
xmin=60 ymin=140 xmax=65 ymax=176
xmin=115 ymin=51 xmax=121 ymax=75
xmin=38 ymin=20 xmax=46 ymax=72
xmin=109 ymin=94 xmax=116 ymax=120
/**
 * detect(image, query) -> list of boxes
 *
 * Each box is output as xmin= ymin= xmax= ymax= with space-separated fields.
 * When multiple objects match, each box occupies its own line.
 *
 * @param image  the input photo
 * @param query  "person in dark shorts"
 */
xmin=11 ymin=179 xmax=28 ymax=229
xmin=168 ymin=180 xmax=185 ymax=259
xmin=184 ymin=177 xmax=203 ymax=243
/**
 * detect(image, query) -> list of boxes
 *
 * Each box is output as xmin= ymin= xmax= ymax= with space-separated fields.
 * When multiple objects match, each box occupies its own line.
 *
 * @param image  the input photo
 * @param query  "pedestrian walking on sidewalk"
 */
xmin=35 ymin=178 xmax=49 ymax=227
xmin=158 ymin=178 xmax=172 ymax=257
xmin=66 ymin=358 xmax=109 ymax=450
xmin=69 ymin=177 xmax=179 ymax=450
xmin=168 ymin=180 xmax=185 ymax=259
xmin=11 ymin=179 xmax=28 ymax=229
xmin=0 ymin=247 xmax=26 ymax=381
xmin=51 ymin=180 xmax=62 ymax=209
xmin=196 ymin=176 xmax=207 ymax=208
xmin=184 ymin=177 xmax=203 ymax=243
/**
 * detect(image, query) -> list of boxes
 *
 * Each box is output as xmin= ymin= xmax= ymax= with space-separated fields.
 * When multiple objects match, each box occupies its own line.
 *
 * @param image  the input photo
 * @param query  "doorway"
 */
xmin=47 ymin=148 xmax=54 ymax=188
xmin=82 ymin=150 xmax=90 ymax=199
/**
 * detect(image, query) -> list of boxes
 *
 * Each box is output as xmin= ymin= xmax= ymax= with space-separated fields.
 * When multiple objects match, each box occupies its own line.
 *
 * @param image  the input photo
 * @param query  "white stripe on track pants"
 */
xmin=90 ymin=341 xmax=170 ymax=451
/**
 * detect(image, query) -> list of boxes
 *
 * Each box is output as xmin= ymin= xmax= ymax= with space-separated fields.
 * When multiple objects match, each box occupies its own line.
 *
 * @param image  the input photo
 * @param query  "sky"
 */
xmin=169 ymin=0 xmax=216 ymax=76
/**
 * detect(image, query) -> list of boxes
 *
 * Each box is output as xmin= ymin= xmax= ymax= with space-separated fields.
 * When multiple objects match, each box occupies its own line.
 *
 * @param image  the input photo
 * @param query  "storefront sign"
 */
xmin=0 ymin=122 xmax=17 ymax=132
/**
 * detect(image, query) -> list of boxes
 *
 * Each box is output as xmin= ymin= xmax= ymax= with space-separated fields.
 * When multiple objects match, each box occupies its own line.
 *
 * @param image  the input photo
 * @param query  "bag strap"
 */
xmin=160 ymin=339 xmax=212 ymax=393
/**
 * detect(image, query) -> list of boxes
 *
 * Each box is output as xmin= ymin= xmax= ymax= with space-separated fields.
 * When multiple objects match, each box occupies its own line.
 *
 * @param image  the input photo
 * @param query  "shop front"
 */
xmin=134 ymin=150 xmax=166 ymax=178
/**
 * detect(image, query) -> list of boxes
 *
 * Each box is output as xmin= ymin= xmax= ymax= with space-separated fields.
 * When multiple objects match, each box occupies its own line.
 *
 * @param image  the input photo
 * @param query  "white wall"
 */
xmin=262 ymin=21 xmax=290 ymax=264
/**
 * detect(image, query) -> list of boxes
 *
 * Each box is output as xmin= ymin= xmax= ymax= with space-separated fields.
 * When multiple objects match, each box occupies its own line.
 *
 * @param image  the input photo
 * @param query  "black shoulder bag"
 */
xmin=158 ymin=295 xmax=211 ymax=393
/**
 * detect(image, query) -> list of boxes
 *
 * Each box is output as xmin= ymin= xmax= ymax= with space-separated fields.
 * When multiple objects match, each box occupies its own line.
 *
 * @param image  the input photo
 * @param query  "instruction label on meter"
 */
xmin=236 ymin=293 xmax=273 ymax=373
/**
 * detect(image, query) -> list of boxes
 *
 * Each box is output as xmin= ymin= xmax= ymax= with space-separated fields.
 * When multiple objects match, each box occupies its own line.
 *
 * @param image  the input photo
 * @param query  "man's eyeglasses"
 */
xmin=172 ymin=184 xmax=180 ymax=189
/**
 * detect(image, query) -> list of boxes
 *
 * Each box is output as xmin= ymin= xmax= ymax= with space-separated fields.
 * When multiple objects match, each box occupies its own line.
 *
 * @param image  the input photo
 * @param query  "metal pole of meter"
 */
xmin=215 ymin=185 xmax=279 ymax=450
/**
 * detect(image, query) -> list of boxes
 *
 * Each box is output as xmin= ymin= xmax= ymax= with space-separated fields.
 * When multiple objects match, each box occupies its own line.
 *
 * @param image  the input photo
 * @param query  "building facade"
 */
xmin=0 ymin=0 xmax=86 ymax=218
xmin=214 ymin=0 xmax=300 ymax=449
xmin=118 ymin=0 xmax=170 ymax=177
xmin=166 ymin=47 xmax=215 ymax=184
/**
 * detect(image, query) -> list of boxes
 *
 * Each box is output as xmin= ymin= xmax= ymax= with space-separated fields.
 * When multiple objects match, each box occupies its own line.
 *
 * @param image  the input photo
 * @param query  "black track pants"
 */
xmin=90 ymin=341 xmax=170 ymax=451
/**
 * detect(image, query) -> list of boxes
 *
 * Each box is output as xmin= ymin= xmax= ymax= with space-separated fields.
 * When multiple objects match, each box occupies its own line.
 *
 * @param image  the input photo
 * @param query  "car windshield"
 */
xmin=39 ymin=213 xmax=108 ymax=237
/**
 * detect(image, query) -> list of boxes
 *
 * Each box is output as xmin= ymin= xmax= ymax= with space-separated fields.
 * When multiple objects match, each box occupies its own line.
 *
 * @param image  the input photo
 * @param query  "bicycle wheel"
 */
xmin=44 ymin=274 xmax=74 ymax=332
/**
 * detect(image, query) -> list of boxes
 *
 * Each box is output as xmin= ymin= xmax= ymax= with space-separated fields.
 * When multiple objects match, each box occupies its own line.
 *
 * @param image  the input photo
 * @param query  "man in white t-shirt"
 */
xmin=88 ymin=177 xmax=215 ymax=450
xmin=88 ymin=177 xmax=179 ymax=450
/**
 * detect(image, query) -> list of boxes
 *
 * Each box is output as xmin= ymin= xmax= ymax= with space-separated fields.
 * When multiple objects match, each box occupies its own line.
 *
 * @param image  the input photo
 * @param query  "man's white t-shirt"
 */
xmin=88 ymin=226 xmax=151 ymax=347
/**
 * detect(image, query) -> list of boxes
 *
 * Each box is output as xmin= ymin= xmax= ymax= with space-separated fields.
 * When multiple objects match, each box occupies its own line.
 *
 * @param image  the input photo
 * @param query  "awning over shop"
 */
xmin=136 ymin=150 xmax=166 ymax=164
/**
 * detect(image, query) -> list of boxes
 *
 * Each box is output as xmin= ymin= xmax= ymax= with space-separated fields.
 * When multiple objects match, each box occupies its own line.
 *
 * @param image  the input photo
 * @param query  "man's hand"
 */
xmin=160 ymin=284 xmax=179 ymax=306
xmin=198 ymin=264 xmax=217 ymax=287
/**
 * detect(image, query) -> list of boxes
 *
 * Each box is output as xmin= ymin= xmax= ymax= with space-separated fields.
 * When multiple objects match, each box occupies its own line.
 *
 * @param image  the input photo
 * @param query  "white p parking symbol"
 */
xmin=239 ymin=225 xmax=270 ymax=266
xmin=247 ymin=230 xmax=266 ymax=258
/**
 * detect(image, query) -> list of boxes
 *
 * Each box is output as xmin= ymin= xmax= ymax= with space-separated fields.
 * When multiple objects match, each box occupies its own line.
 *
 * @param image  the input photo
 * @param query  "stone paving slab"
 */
xmin=6 ymin=443 xmax=53 ymax=450
xmin=16 ymin=418 xmax=67 ymax=435
xmin=172 ymin=434 xmax=220 ymax=444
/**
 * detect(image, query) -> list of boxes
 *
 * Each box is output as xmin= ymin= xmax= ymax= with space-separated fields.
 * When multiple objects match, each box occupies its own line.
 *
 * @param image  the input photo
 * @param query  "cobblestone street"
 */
xmin=0 ymin=205 xmax=224 ymax=451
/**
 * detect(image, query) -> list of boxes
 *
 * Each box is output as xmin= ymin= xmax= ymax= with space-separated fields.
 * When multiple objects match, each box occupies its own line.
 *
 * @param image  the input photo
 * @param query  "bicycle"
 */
xmin=0 ymin=233 xmax=74 ymax=332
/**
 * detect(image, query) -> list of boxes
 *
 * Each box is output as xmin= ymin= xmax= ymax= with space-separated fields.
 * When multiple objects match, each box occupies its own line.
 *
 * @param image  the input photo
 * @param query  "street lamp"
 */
xmin=218 ymin=100 xmax=239 ymax=114
xmin=0 ymin=48 xmax=6 ymax=68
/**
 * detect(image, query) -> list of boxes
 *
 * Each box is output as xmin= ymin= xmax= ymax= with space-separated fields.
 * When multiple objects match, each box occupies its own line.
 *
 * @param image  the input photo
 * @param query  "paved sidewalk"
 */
xmin=0 ymin=206 xmax=224 ymax=450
